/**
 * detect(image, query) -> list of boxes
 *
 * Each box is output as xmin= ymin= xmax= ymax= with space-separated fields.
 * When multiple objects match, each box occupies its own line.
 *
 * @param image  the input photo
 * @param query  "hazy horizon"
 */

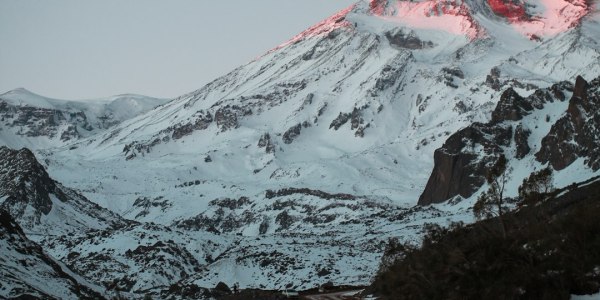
xmin=0 ymin=0 xmax=355 ymax=100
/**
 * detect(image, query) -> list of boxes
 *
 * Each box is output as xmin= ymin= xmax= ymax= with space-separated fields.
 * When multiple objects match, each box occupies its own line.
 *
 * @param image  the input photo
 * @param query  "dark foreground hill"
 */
xmin=370 ymin=177 xmax=600 ymax=299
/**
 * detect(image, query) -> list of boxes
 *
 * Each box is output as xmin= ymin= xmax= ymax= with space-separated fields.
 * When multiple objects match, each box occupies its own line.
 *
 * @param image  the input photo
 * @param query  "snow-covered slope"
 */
xmin=0 ymin=209 xmax=105 ymax=299
xmin=0 ymin=146 xmax=125 ymax=236
xmin=47 ymin=0 xmax=600 ymax=221
xmin=0 ymin=88 xmax=167 ymax=150
xmin=7 ymin=0 xmax=600 ymax=297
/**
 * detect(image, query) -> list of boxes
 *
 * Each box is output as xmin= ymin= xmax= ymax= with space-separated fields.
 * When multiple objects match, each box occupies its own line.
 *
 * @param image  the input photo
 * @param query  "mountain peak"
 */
xmin=364 ymin=0 xmax=592 ymax=39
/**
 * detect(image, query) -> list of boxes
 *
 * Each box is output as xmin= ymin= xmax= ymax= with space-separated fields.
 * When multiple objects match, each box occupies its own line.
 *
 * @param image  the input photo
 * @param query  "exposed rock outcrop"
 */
xmin=258 ymin=133 xmax=276 ymax=153
xmin=171 ymin=110 xmax=213 ymax=139
xmin=514 ymin=124 xmax=531 ymax=159
xmin=486 ymin=67 xmax=502 ymax=91
xmin=536 ymin=76 xmax=600 ymax=170
xmin=283 ymin=123 xmax=302 ymax=144
xmin=417 ymin=123 xmax=512 ymax=205
xmin=385 ymin=29 xmax=433 ymax=49
xmin=265 ymin=187 xmax=356 ymax=201
xmin=0 ymin=209 xmax=105 ymax=299
xmin=329 ymin=105 xmax=369 ymax=137
xmin=490 ymin=88 xmax=532 ymax=123
xmin=0 ymin=147 xmax=63 ymax=223
xmin=0 ymin=102 xmax=86 ymax=141
xmin=0 ymin=146 xmax=124 ymax=232
xmin=215 ymin=105 xmax=241 ymax=132
xmin=418 ymin=80 xmax=576 ymax=205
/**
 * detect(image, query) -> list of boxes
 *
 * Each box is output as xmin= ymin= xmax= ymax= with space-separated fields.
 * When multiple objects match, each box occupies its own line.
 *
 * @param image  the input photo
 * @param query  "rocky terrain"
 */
xmin=1 ymin=0 xmax=600 ymax=298
xmin=419 ymin=76 xmax=600 ymax=205
xmin=0 ymin=88 xmax=167 ymax=150
xmin=0 ymin=146 xmax=125 ymax=236
xmin=0 ymin=209 xmax=104 ymax=299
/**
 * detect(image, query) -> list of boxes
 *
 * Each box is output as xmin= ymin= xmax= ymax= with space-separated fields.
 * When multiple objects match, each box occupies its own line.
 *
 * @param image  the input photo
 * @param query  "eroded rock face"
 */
xmin=171 ymin=110 xmax=213 ymax=140
xmin=283 ymin=123 xmax=302 ymax=144
xmin=385 ymin=29 xmax=433 ymax=50
xmin=418 ymin=80 xmax=576 ymax=205
xmin=0 ymin=209 xmax=104 ymax=299
xmin=0 ymin=147 xmax=62 ymax=222
xmin=329 ymin=105 xmax=369 ymax=137
xmin=486 ymin=67 xmax=502 ymax=91
xmin=418 ymin=123 xmax=512 ymax=205
xmin=258 ymin=133 xmax=276 ymax=153
xmin=537 ymin=76 xmax=600 ymax=170
xmin=215 ymin=105 xmax=241 ymax=132
xmin=491 ymin=88 xmax=532 ymax=123
xmin=514 ymin=125 xmax=531 ymax=159
xmin=0 ymin=146 xmax=124 ymax=233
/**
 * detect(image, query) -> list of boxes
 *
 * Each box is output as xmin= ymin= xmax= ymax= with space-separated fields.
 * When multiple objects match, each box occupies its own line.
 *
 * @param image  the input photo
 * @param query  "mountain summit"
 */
xmin=1 ymin=0 xmax=600 ymax=297
xmin=370 ymin=0 xmax=591 ymax=38
xmin=57 ymin=0 xmax=600 ymax=216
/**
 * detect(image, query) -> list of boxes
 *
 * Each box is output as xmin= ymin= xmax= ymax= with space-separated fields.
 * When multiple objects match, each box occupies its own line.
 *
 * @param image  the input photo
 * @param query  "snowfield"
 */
xmin=1 ymin=0 xmax=600 ymax=297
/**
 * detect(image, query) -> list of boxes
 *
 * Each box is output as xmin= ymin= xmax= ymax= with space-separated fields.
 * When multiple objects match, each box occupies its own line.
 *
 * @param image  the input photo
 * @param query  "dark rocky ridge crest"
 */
xmin=537 ymin=76 xmax=600 ymax=171
xmin=418 ymin=78 xmax=584 ymax=205
xmin=0 ymin=146 xmax=65 ymax=222
xmin=0 ymin=146 xmax=125 ymax=233
xmin=0 ymin=209 xmax=105 ymax=299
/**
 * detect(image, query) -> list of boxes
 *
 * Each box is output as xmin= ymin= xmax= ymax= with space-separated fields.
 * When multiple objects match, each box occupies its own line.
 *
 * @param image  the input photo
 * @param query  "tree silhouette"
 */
xmin=518 ymin=166 xmax=554 ymax=206
xmin=473 ymin=154 xmax=509 ymax=238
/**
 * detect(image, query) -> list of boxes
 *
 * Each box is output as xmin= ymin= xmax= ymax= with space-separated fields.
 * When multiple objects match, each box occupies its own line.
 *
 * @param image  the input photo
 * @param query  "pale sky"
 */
xmin=0 ymin=0 xmax=356 ymax=100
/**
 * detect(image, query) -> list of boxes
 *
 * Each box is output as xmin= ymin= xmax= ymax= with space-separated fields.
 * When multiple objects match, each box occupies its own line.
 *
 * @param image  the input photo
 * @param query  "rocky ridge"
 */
xmin=419 ymin=75 xmax=600 ymax=205
xmin=0 ymin=209 xmax=105 ymax=299
xmin=0 ymin=88 xmax=167 ymax=150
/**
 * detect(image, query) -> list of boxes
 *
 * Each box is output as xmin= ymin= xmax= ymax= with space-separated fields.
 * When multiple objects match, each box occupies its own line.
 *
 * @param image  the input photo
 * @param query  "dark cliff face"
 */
xmin=0 ymin=146 xmax=124 ymax=232
xmin=0 ymin=209 xmax=106 ymax=299
xmin=418 ymin=79 xmax=581 ymax=205
xmin=418 ymin=122 xmax=512 ymax=206
xmin=0 ymin=146 xmax=66 ymax=223
xmin=490 ymin=88 xmax=532 ymax=123
xmin=536 ymin=76 xmax=600 ymax=171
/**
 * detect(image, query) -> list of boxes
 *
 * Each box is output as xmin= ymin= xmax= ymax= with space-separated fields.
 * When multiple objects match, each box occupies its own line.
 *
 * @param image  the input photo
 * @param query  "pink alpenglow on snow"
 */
xmin=271 ymin=0 xmax=591 ymax=54
xmin=270 ymin=5 xmax=355 ymax=53
xmin=368 ymin=0 xmax=590 ymax=40
xmin=488 ymin=0 xmax=527 ymax=20
xmin=507 ymin=0 xmax=590 ymax=38
xmin=370 ymin=0 xmax=482 ymax=39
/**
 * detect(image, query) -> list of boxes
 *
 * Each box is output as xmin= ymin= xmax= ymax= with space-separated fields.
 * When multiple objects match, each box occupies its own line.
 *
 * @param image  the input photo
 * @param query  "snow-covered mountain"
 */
xmin=2 ymin=0 xmax=600 ymax=298
xmin=48 ymin=0 xmax=600 ymax=220
xmin=0 ymin=88 xmax=167 ymax=150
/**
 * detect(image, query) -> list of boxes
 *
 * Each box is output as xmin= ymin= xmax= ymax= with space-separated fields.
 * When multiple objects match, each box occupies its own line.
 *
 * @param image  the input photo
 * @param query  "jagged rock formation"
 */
xmin=419 ymin=76 xmax=600 ymax=205
xmin=0 ymin=209 xmax=105 ymax=299
xmin=282 ymin=123 xmax=302 ymax=144
xmin=418 ymin=79 xmax=580 ymax=205
xmin=0 ymin=147 xmax=58 ymax=219
xmin=0 ymin=146 xmax=123 ymax=233
xmin=385 ymin=29 xmax=434 ymax=49
xmin=537 ymin=76 xmax=600 ymax=171
xmin=171 ymin=110 xmax=213 ymax=140
xmin=0 ymin=101 xmax=85 ymax=141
